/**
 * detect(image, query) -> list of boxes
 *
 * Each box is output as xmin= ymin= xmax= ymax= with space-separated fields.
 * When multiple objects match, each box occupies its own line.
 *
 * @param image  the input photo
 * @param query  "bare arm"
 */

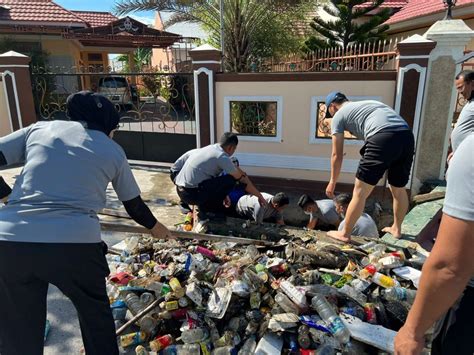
xmin=326 ymin=134 xmax=344 ymax=198
xmin=395 ymin=213 xmax=474 ymax=354
xmin=307 ymin=217 xmax=318 ymax=230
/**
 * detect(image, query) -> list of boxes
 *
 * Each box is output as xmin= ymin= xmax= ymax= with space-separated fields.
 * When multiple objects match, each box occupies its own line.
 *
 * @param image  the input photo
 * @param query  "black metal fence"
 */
xmin=31 ymin=66 xmax=197 ymax=162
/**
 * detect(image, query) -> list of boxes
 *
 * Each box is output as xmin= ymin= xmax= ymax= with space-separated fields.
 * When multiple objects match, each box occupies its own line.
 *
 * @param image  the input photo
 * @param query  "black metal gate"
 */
xmin=31 ymin=65 xmax=196 ymax=163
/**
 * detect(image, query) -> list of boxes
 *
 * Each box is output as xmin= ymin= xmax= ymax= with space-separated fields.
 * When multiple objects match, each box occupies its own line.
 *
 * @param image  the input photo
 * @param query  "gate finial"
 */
xmin=443 ymin=0 xmax=457 ymax=20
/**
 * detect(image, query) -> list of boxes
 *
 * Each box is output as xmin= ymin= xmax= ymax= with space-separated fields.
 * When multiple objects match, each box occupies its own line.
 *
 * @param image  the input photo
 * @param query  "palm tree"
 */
xmin=116 ymin=47 xmax=152 ymax=72
xmin=114 ymin=0 xmax=313 ymax=72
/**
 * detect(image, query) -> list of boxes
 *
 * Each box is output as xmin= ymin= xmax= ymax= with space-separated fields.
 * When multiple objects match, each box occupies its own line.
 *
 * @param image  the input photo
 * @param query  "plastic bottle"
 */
xmin=124 ymin=236 xmax=139 ymax=253
xmin=147 ymin=281 xmax=171 ymax=296
xmin=378 ymin=255 xmax=404 ymax=269
xmin=140 ymin=292 xmax=155 ymax=306
xmin=359 ymin=264 xmax=377 ymax=279
xmin=119 ymin=331 xmax=147 ymax=348
xmin=135 ymin=345 xmax=149 ymax=355
xmin=311 ymin=294 xmax=351 ymax=344
xmin=184 ymin=212 xmax=193 ymax=231
xmin=274 ymin=292 xmax=300 ymax=314
xmin=363 ymin=303 xmax=377 ymax=324
xmin=372 ymin=272 xmax=400 ymax=288
xmin=338 ymin=285 xmax=367 ymax=305
xmin=169 ymin=277 xmax=185 ymax=298
xmin=180 ymin=327 xmax=209 ymax=344
xmin=280 ymin=280 xmax=308 ymax=310
xmin=149 ymin=334 xmax=174 ymax=352
xmin=124 ymin=292 xmax=145 ymax=315
xmin=384 ymin=287 xmax=417 ymax=304
xmin=106 ymin=282 xmax=120 ymax=302
xmin=238 ymin=335 xmax=257 ymax=355
xmin=359 ymin=241 xmax=377 ymax=252
xmin=255 ymin=332 xmax=283 ymax=354
xmin=212 ymin=346 xmax=234 ymax=355
xmin=298 ymin=325 xmax=311 ymax=349
xmin=160 ymin=344 xmax=201 ymax=355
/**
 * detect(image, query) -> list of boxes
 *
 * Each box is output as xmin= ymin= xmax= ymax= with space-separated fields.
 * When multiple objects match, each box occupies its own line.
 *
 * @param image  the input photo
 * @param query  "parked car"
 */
xmin=98 ymin=76 xmax=137 ymax=109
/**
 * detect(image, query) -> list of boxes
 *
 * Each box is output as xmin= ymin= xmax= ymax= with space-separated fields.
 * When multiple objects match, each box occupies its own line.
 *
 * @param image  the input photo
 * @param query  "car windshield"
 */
xmin=99 ymin=77 xmax=128 ymax=89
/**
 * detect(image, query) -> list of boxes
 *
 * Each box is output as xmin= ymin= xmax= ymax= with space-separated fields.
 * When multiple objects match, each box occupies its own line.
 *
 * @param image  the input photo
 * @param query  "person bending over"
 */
xmin=237 ymin=192 xmax=289 ymax=225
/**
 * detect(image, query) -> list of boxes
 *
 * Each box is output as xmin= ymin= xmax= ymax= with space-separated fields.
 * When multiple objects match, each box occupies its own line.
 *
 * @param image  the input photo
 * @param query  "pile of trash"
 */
xmin=105 ymin=234 xmax=426 ymax=354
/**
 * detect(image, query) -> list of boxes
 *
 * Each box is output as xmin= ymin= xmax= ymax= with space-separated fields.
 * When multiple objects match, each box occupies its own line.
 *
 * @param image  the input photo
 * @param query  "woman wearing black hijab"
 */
xmin=0 ymin=91 xmax=171 ymax=355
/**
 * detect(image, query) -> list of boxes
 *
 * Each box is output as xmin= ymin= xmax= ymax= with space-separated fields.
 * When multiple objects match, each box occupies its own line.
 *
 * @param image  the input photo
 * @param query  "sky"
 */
xmin=55 ymin=0 xmax=206 ymax=38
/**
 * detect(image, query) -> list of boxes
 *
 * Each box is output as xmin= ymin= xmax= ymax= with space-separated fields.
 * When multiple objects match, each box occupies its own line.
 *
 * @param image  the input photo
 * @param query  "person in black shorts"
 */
xmin=324 ymin=91 xmax=414 ymax=242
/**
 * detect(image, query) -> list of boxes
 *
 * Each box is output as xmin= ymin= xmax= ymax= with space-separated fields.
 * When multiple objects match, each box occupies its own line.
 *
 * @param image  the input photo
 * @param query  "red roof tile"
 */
xmin=0 ymin=0 xmax=86 ymax=25
xmin=72 ymin=10 xmax=118 ymax=28
xmin=357 ymin=0 xmax=408 ymax=8
xmin=386 ymin=0 xmax=474 ymax=24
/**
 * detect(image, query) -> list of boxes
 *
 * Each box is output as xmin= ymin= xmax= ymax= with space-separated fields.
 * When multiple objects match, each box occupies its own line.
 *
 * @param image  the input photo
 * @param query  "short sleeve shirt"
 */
xmin=0 ymin=121 xmax=140 ymax=243
xmin=171 ymin=148 xmax=199 ymax=174
xmin=443 ymin=133 xmax=474 ymax=286
xmin=338 ymin=212 xmax=379 ymax=238
xmin=451 ymin=99 xmax=473 ymax=152
xmin=312 ymin=199 xmax=340 ymax=226
xmin=236 ymin=193 xmax=282 ymax=224
xmin=331 ymin=100 xmax=409 ymax=141
xmin=175 ymin=144 xmax=237 ymax=188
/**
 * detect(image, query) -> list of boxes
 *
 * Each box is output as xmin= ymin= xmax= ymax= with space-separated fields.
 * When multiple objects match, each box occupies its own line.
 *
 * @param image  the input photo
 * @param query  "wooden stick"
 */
xmin=116 ymin=298 xmax=162 ymax=336
xmin=100 ymin=221 xmax=275 ymax=246
xmin=412 ymin=191 xmax=445 ymax=205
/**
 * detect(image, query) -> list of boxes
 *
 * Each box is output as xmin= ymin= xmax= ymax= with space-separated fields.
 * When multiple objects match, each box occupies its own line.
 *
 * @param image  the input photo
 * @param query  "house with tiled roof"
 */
xmin=385 ymin=0 xmax=474 ymax=51
xmin=0 ymin=0 xmax=181 ymax=82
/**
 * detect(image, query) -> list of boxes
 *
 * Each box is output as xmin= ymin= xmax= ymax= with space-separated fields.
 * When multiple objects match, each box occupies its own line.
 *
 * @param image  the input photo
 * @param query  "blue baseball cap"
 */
xmin=325 ymin=91 xmax=347 ymax=118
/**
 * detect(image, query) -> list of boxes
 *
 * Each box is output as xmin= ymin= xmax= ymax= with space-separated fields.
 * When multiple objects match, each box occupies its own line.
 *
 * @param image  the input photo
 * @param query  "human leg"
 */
xmin=327 ymin=178 xmax=375 ymax=241
xmin=382 ymin=185 xmax=409 ymax=237
xmin=384 ymin=130 xmax=415 ymax=237
xmin=0 ymin=242 xmax=49 ymax=355
xmin=198 ymin=175 xmax=237 ymax=213
xmin=44 ymin=243 xmax=119 ymax=355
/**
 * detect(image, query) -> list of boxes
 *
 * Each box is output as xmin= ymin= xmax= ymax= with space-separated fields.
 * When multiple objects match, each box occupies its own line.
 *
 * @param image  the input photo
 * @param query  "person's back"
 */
xmin=316 ymin=199 xmax=340 ymax=226
xmin=175 ymin=144 xmax=235 ymax=188
xmin=0 ymin=120 xmax=134 ymax=243
xmin=332 ymin=100 xmax=409 ymax=140
xmin=237 ymin=193 xmax=275 ymax=223
xmin=338 ymin=212 xmax=378 ymax=238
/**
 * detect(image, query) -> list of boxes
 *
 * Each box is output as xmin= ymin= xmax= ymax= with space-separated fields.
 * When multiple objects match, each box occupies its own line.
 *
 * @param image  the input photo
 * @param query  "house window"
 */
xmin=314 ymin=101 xmax=357 ymax=140
xmin=309 ymin=96 xmax=382 ymax=144
xmin=224 ymin=96 xmax=283 ymax=142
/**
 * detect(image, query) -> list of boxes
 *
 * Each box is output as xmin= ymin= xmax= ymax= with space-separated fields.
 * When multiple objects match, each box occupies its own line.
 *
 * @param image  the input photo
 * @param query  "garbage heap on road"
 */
xmin=106 ymin=234 xmax=426 ymax=355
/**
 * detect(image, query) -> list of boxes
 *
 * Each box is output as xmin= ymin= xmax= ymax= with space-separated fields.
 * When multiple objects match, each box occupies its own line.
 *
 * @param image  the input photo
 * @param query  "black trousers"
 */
xmin=0 ymin=242 xmax=118 ymax=355
xmin=431 ymin=286 xmax=474 ymax=355
xmin=177 ymin=175 xmax=237 ymax=214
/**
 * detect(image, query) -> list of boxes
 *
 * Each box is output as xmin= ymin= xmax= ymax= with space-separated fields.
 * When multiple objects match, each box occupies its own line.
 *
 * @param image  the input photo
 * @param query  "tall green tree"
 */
xmin=114 ymin=0 xmax=313 ymax=72
xmin=305 ymin=0 xmax=390 ymax=51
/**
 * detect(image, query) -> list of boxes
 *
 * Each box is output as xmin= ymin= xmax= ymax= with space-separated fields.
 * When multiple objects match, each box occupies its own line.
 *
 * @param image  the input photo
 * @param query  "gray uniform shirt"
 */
xmin=338 ymin=212 xmax=379 ymax=238
xmin=175 ymin=144 xmax=237 ymax=188
xmin=0 ymin=121 xmax=140 ymax=243
xmin=442 ymin=133 xmax=474 ymax=287
xmin=451 ymin=99 xmax=473 ymax=152
xmin=171 ymin=148 xmax=198 ymax=174
xmin=236 ymin=193 xmax=282 ymax=224
xmin=331 ymin=100 xmax=409 ymax=140
xmin=308 ymin=199 xmax=340 ymax=226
